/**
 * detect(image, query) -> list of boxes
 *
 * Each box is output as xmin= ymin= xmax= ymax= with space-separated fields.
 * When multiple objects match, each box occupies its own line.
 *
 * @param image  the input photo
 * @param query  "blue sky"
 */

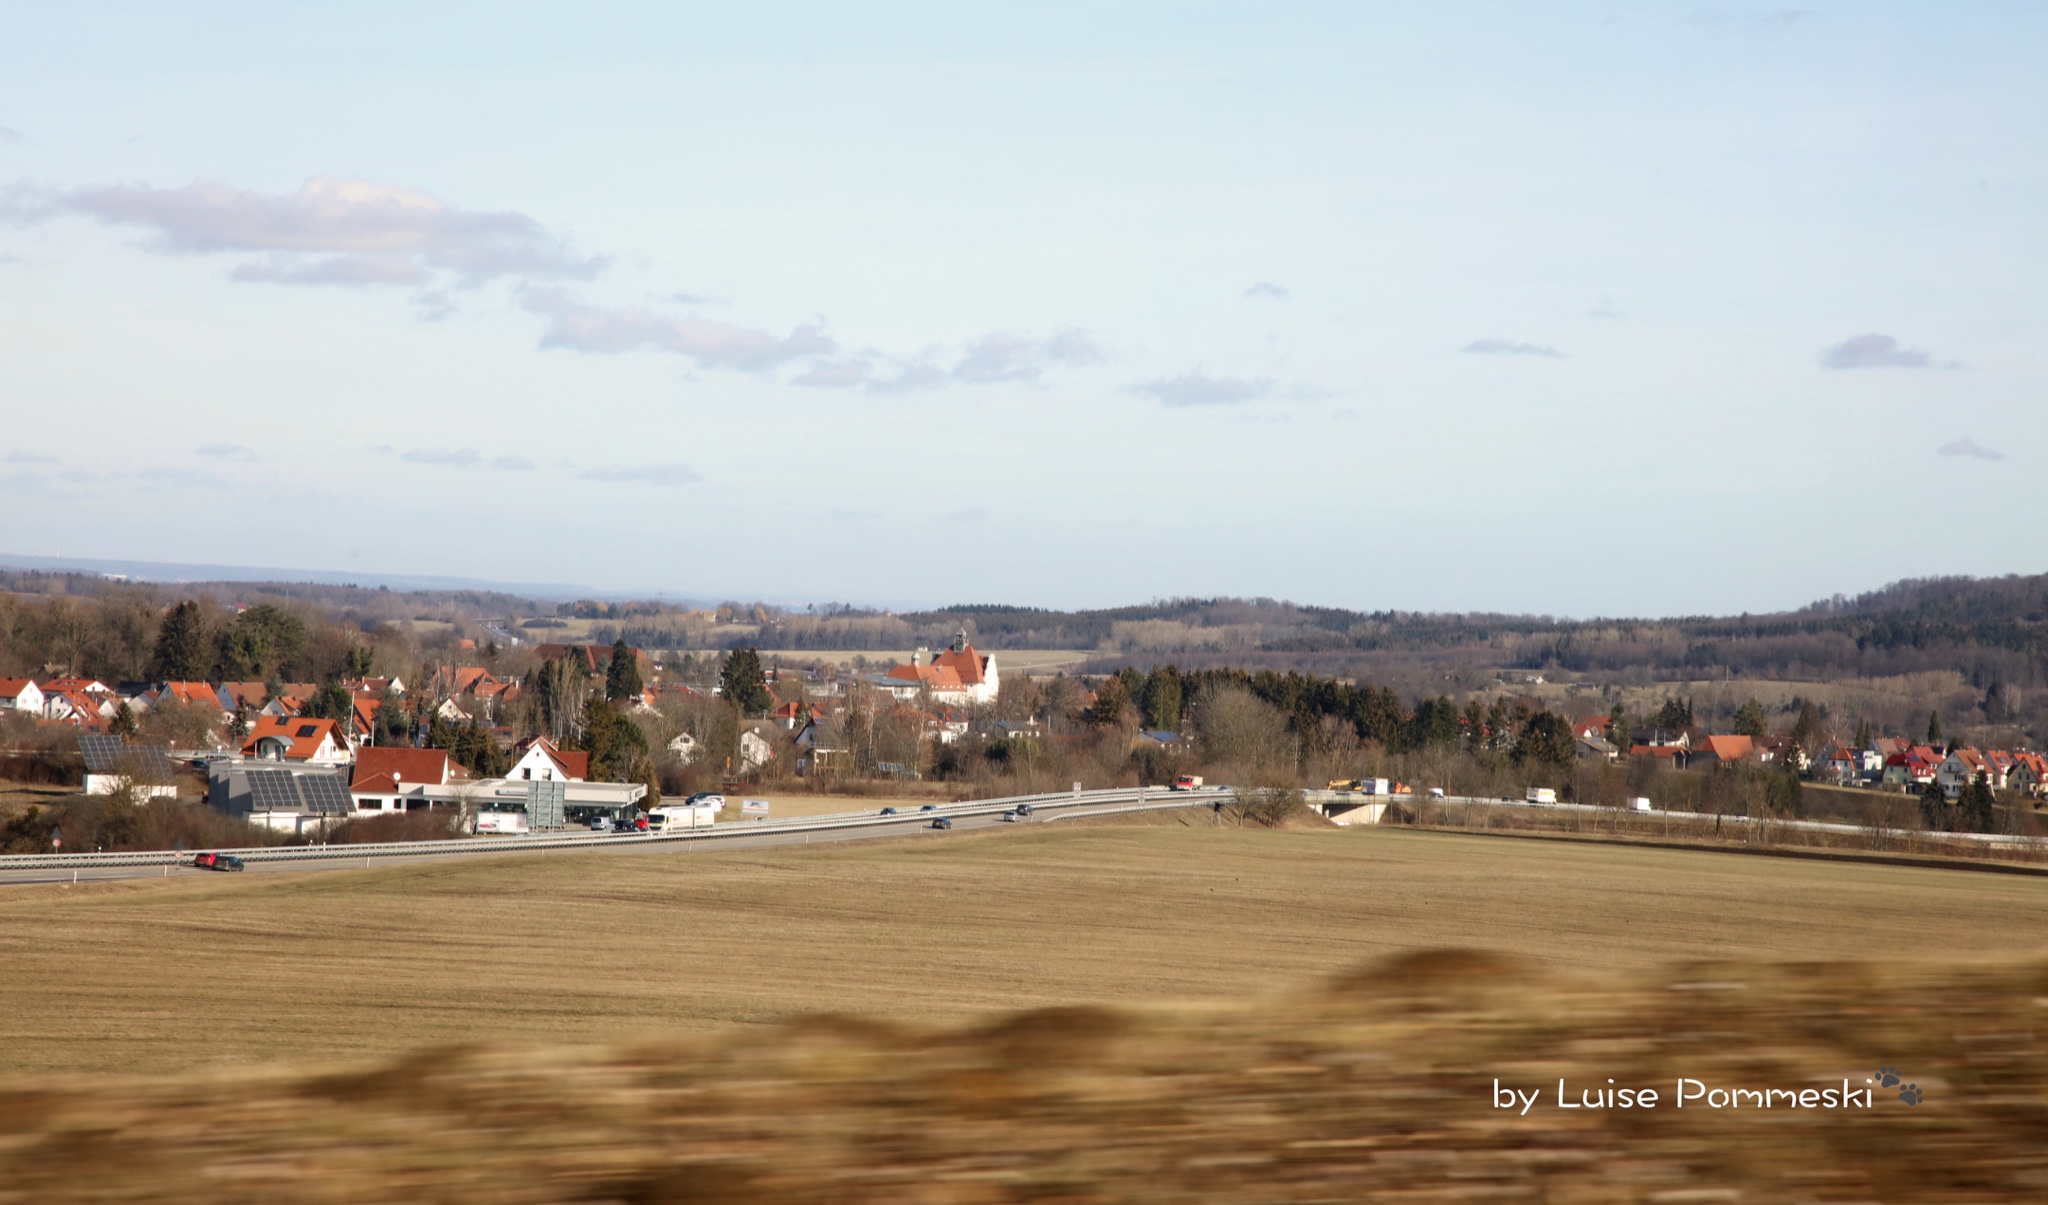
xmin=1 ymin=3 xmax=2042 ymax=615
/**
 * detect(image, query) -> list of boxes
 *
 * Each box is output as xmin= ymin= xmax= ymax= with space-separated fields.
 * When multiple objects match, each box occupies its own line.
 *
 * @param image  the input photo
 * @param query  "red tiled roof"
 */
xmin=929 ymin=645 xmax=987 ymax=686
xmin=160 ymin=681 xmax=222 ymax=708
xmin=240 ymin=715 xmax=343 ymax=760
xmin=350 ymin=746 xmax=459 ymax=790
xmin=1699 ymin=735 xmax=1755 ymax=761
xmin=885 ymin=663 xmax=964 ymax=690
xmin=0 ymin=677 xmax=37 ymax=700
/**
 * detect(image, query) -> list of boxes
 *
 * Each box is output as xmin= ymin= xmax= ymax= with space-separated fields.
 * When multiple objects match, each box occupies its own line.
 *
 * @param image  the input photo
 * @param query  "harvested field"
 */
xmin=3 ymin=952 xmax=2045 ymax=1202
xmin=4 ymin=827 xmax=2048 ymax=1077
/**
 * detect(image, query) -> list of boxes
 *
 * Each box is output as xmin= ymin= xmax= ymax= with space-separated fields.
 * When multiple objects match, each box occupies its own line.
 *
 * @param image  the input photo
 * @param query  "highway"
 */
xmin=0 ymin=786 xmax=1230 ymax=886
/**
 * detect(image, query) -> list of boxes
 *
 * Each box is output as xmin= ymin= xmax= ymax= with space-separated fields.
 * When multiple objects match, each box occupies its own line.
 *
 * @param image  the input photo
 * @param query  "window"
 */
xmin=296 ymin=724 xmax=317 ymax=738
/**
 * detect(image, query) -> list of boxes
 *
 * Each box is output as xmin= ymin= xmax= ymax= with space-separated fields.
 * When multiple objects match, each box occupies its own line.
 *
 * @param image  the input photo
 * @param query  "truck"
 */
xmin=1171 ymin=775 xmax=1204 ymax=791
xmin=648 ymin=802 xmax=718 ymax=831
xmin=1525 ymin=787 xmax=1557 ymax=805
xmin=1357 ymin=778 xmax=1391 ymax=796
xmin=1628 ymin=796 xmax=1652 ymax=812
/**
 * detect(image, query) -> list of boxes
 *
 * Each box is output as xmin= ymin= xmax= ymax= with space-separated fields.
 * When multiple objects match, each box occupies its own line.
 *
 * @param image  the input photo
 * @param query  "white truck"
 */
xmin=647 ymin=802 xmax=718 ymax=831
xmin=1525 ymin=787 xmax=1558 ymax=805
xmin=1358 ymin=778 xmax=1391 ymax=796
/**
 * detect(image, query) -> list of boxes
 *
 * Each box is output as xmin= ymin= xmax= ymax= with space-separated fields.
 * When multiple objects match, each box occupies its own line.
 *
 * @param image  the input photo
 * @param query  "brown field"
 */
xmin=711 ymin=792 xmax=945 ymax=821
xmin=4 ymin=826 xmax=2048 ymax=1079
xmin=6 ymin=952 xmax=2045 ymax=1203
xmin=755 ymin=647 xmax=1094 ymax=674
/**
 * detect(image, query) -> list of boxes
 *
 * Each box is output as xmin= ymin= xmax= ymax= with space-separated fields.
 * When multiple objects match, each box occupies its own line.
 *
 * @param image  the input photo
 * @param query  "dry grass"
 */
xmin=3 ymin=952 xmax=2047 ymax=1202
xmin=5 ymin=827 xmax=2048 ymax=1079
xmin=712 ymin=792 xmax=947 ymax=822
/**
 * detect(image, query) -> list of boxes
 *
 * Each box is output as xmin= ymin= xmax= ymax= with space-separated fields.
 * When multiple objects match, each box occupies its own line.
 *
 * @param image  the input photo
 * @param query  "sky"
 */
xmin=1 ymin=2 xmax=2042 ymax=617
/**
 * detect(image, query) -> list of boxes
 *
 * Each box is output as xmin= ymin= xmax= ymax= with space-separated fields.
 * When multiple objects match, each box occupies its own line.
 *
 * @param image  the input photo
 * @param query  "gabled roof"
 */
xmin=159 ymin=681 xmax=223 ymax=708
xmin=1698 ymin=734 xmax=1756 ymax=762
xmin=240 ymin=715 xmax=343 ymax=760
xmin=0 ymin=677 xmax=40 ymax=700
xmin=219 ymin=681 xmax=269 ymax=710
xmin=350 ymin=746 xmax=462 ymax=791
xmin=513 ymin=735 xmax=588 ymax=781
xmin=929 ymin=644 xmax=988 ymax=686
xmin=885 ymin=663 xmax=964 ymax=690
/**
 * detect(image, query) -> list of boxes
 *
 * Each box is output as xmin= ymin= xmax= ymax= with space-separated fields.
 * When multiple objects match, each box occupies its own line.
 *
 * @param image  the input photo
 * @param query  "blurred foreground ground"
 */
xmin=1 ymin=951 xmax=2043 ymax=1202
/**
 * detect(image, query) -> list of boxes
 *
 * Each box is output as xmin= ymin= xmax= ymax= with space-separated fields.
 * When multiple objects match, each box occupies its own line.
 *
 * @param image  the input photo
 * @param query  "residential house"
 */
xmin=0 ymin=678 xmax=45 ymax=714
xmin=1630 ymin=744 xmax=1691 ymax=769
xmin=509 ymin=736 xmax=588 ymax=782
xmin=1934 ymin=748 xmax=1996 ymax=799
xmin=1576 ymin=735 xmax=1619 ymax=762
xmin=1573 ymin=715 xmax=1614 ymax=742
xmin=349 ymin=746 xmax=470 ymax=815
xmin=928 ymin=707 xmax=971 ymax=744
xmin=240 ymin=715 xmax=350 ymax=765
xmin=206 ymin=760 xmax=354 ymax=834
xmin=153 ymin=681 xmax=225 ymax=714
xmin=342 ymin=676 xmax=406 ymax=696
xmin=1633 ymin=727 xmax=1691 ymax=750
xmin=882 ymin=656 xmax=969 ymax=706
xmin=1692 ymin=734 xmax=1759 ymax=770
xmin=793 ymin=715 xmax=845 ymax=777
xmin=1882 ymin=750 xmax=1938 ymax=789
xmin=216 ymin=681 xmax=269 ymax=715
xmin=2008 ymin=752 xmax=2048 ymax=798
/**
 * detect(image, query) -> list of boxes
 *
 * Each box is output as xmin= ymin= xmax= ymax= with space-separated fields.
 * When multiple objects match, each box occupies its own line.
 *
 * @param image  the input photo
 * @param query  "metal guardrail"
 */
xmin=0 ymin=786 xmax=1209 ymax=872
xmin=1408 ymin=792 xmax=2047 ymax=849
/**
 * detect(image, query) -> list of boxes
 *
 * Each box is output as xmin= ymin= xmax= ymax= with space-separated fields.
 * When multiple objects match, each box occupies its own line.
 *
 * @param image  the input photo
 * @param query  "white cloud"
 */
xmin=1461 ymin=338 xmax=1564 ymax=357
xmin=194 ymin=443 xmax=256 ymax=462
xmin=1243 ymin=282 xmax=1290 ymax=300
xmin=791 ymin=359 xmax=872 ymax=388
xmin=1938 ymin=438 xmax=2004 ymax=461
xmin=4 ymin=450 xmax=57 ymax=464
xmin=1820 ymin=332 xmax=1938 ymax=370
xmin=524 ymin=289 xmax=833 ymax=372
xmin=1125 ymin=372 xmax=1274 ymax=407
xmin=489 ymin=454 xmax=536 ymax=471
xmin=400 ymin=447 xmax=483 ymax=467
xmin=1586 ymin=298 xmax=1622 ymax=319
xmin=582 ymin=462 xmax=703 ymax=487
xmin=53 ymin=176 xmax=605 ymax=287
xmin=865 ymin=363 xmax=949 ymax=394
xmin=952 ymin=328 xmax=1103 ymax=383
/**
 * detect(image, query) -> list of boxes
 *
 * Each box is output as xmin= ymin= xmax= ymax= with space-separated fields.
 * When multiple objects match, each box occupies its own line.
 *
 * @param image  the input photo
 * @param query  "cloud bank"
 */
xmin=53 ymin=177 xmax=605 ymax=288
xmin=1461 ymin=338 xmax=1563 ymax=357
xmin=523 ymin=289 xmax=834 ymax=372
xmin=1820 ymin=333 xmax=1937 ymax=370
xmin=1125 ymin=372 xmax=1274 ymax=407
xmin=1243 ymin=282 xmax=1290 ymax=301
xmin=1938 ymin=438 xmax=2004 ymax=461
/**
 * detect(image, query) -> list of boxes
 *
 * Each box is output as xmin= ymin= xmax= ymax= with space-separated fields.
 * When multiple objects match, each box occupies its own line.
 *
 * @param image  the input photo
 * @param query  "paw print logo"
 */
xmin=1876 ymin=1066 xmax=1901 ymax=1088
xmin=1898 ymin=1084 xmax=1923 ymax=1106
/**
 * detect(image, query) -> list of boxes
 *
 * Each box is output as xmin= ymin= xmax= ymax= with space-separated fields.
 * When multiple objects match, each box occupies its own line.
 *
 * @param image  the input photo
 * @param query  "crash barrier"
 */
xmin=0 ymin=786 xmax=1230 ymax=871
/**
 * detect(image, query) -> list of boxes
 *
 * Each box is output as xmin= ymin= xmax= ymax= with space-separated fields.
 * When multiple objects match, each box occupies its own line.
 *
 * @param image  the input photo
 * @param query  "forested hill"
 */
xmin=881 ymin=575 xmax=2048 ymax=686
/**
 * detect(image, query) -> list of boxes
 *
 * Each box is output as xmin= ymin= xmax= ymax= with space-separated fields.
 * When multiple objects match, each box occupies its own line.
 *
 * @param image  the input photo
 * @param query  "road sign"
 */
xmin=741 ymin=799 xmax=771 ymax=816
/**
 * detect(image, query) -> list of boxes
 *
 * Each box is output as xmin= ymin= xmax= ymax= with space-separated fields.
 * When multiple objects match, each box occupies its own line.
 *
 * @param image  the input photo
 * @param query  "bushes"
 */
xmin=0 ymin=797 xmax=279 ymax=854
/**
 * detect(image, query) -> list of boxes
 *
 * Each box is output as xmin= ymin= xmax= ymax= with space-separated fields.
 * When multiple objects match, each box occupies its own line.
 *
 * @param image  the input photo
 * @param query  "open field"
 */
xmin=5 ymin=951 xmax=2044 ymax=1203
xmin=5 ymin=825 xmax=2048 ymax=1077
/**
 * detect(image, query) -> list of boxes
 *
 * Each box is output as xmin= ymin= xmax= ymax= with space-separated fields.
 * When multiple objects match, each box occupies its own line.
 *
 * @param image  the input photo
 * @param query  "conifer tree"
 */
xmin=718 ymin=647 xmax=773 ymax=716
xmin=605 ymin=638 xmax=643 ymax=702
xmin=148 ymin=601 xmax=210 ymax=681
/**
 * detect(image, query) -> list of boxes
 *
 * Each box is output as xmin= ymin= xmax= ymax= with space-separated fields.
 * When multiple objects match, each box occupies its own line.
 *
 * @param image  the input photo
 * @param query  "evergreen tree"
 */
xmin=605 ymin=638 xmax=643 ymax=702
xmin=1512 ymin=711 xmax=1577 ymax=768
xmin=1926 ymin=710 xmax=1942 ymax=745
xmin=1410 ymin=696 xmax=1462 ymax=750
xmin=1732 ymin=698 xmax=1768 ymax=738
xmin=1764 ymin=758 xmax=1804 ymax=817
xmin=148 ymin=601 xmax=210 ymax=681
xmin=371 ymin=687 xmax=407 ymax=747
xmin=304 ymin=681 xmax=353 ymax=723
xmin=1961 ymin=770 xmax=1995 ymax=834
xmin=342 ymin=644 xmax=374 ymax=679
xmin=1788 ymin=702 xmax=1824 ymax=756
xmin=1650 ymin=697 xmax=1691 ymax=732
xmin=1854 ymin=717 xmax=1872 ymax=748
xmin=576 ymin=697 xmax=651 ymax=784
xmin=1606 ymin=703 xmax=1630 ymax=749
xmin=1141 ymin=666 xmax=1183 ymax=732
xmin=110 ymin=702 xmax=138 ymax=738
xmin=1087 ymin=674 xmax=1133 ymax=727
xmin=718 ymin=648 xmax=773 ymax=716
xmin=1918 ymin=780 xmax=1951 ymax=832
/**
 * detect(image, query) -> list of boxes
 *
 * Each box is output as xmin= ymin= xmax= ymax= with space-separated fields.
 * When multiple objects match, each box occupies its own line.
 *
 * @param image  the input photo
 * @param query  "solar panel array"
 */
xmin=78 ymin=734 xmax=126 ymax=774
xmin=245 ymin=769 xmax=303 ymax=814
xmin=296 ymin=773 xmax=353 ymax=816
xmin=527 ymin=778 xmax=566 ymax=829
xmin=80 ymin=734 xmax=178 ymax=781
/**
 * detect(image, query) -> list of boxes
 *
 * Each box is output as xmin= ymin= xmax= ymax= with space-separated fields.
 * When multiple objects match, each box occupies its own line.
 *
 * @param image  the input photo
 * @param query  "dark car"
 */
xmin=919 ymin=804 xmax=938 ymax=812
xmin=192 ymin=852 xmax=245 ymax=872
xmin=1014 ymin=803 xmax=1034 ymax=816
xmin=930 ymin=817 xmax=953 ymax=830
xmin=879 ymin=806 xmax=898 ymax=815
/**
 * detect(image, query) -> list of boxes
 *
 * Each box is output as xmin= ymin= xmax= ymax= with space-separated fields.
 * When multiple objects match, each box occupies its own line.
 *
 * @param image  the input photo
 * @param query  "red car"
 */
xmin=191 ymin=852 xmax=246 ymax=872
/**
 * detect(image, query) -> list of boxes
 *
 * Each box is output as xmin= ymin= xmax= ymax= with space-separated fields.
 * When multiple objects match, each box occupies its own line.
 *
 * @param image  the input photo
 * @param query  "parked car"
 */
xmin=879 ymin=806 xmax=898 ymax=815
xmin=588 ymin=818 xmax=609 ymax=832
xmin=919 ymin=804 xmax=938 ymax=812
xmin=192 ymin=852 xmax=244 ymax=872
xmin=930 ymin=817 xmax=953 ymax=830
xmin=999 ymin=810 xmax=1020 ymax=823
xmin=686 ymin=792 xmax=726 ymax=809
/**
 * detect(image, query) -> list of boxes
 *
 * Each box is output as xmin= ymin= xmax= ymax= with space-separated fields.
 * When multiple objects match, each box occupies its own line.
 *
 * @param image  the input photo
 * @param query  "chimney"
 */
xmin=913 ymin=647 xmax=928 ymax=667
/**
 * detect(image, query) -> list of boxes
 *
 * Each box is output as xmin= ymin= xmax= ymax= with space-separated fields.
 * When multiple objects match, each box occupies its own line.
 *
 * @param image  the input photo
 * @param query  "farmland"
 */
xmin=4 ymin=825 xmax=2047 ymax=1077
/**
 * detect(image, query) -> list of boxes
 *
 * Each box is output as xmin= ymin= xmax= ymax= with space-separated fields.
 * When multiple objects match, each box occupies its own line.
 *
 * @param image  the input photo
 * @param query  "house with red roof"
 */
xmin=0 ymin=677 xmax=44 ymax=715
xmin=349 ymin=746 xmax=470 ymax=814
xmin=510 ymin=736 xmax=588 ymax=782
xmin=1692 ymin=734 xmax=1759 ymax=769
xmin=929 ymin=634 xmax=999 ymax=706
xmin=241 ymin=716 xmax=350 ymax=765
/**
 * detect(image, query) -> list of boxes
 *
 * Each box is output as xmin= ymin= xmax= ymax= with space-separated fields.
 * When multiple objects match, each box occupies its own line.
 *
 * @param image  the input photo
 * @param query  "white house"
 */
xmin=509 ymin=736 xmax=588 ymax=782
xmin=0 ymin=677 xmax=47 ymax=715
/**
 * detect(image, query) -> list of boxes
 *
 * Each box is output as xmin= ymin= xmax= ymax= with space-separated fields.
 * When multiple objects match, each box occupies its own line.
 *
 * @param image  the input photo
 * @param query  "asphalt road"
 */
xmin=0 ymin=795 xmax=1217 ymax=887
